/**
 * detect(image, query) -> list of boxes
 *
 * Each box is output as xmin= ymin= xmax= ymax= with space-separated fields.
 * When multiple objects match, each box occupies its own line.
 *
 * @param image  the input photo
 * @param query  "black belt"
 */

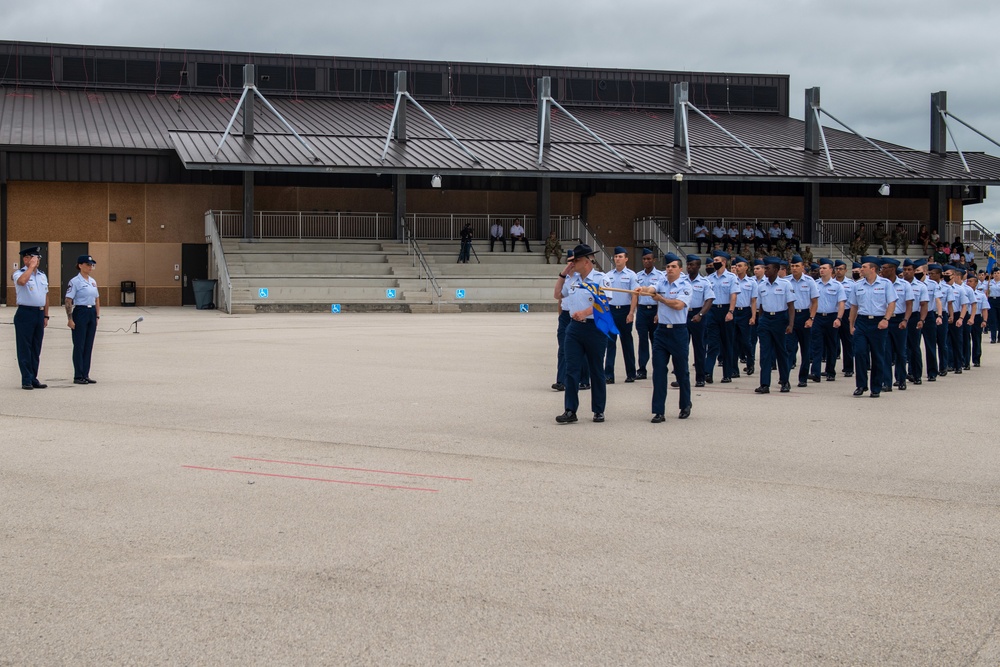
xmin=817 ymin=312 xmax=838 ymax=316
xmin=762 ymin=311 xmax=784 ymax=317
xmin=734 ymin=306 xmax=749 ymax=311
xmin=860 ymin=315 xmax=880 ymax=320
xmin=658 ymin=323 xmax=686 ymax=329
xmin=794 ymin=308 xmax=808 ymax=313
xmin=17 ymin=305 xmax=45 ymax=311
xmin=889 ymin=313 xmax=905 ymax=320
xmin=76 ymin=305 xmax=95 ymax=309
xmin=712 ymin=304 xmax=729 ymax=309
xmin=610 ymin=305 xmax=629 ymax=310
xmin=640 ymin=305 xmax=656 ymax=310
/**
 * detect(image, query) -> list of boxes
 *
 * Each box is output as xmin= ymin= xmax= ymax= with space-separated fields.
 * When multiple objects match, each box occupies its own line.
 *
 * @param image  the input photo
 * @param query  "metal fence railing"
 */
xmin=401 ymin=222 xmax=442 ymax=298
xmin=204 ymin=211 xmax=233 ymax=314
xmin=634 ymin=217 xmax=685 ymax=261
xmin=682 ymin=217 xmax=804 ymax=245
xmin=557 ymin=216 xmax=613 ymax=270
xmin=961 ymin=219 xmax=998 ymax=254
xmin=819 ymin=220 xmax=923 ymax=247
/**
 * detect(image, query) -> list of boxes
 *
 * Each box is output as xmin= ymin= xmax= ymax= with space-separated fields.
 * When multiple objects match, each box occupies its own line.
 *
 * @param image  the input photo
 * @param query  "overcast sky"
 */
xmin=6 ymin=0 xmax=1000 ymax=229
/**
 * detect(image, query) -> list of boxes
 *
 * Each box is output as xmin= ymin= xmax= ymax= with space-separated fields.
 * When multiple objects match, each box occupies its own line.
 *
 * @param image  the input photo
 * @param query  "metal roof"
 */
xmin=4 ymin=87 xmax=1000 ymax=184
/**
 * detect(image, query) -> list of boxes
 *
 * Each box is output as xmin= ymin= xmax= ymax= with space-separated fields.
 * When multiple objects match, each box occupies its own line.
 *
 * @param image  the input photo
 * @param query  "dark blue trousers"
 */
xmin=838 ymin=316 xmax=854 ymax=373
xmin=71 ymin=306 xmax=98 ymax=380
xmin=758 ymin=313 xmax=790 ymax=388
xmin=687 ymin=311 xmax=708 ymax=382
xmin=948 ymin=321 xmax=965 ymax=370
xmin=989 ymin=298 xmax=1000 ymax=342
xmin=971 ymin=315 xmax=983 ymax=365
xmin=604 ymin=306 xmax=635 ymax=381
xmin=786 ymin=310 xmax=811 ymax=382
xmin=936 ymin=317 xmax=950 ymax=372
xmin=853 ymin=317 xmax=888 ymax=392
xmin=921 ymin=317 xmax=939 ymax=379
xmin=14 ymin=306 xmax=45 ymax=386
xmin=962 ymin=321 xmax=973 ymax=368
xmin=557 ymin=311 xmax=589 ymax=386
xmin=809 ymin=313 xmax=840 ymax=377
xmin=883 ymin=315 xmax=908 ymax=387
xmin=635 ymin=305 xmax=657 ymax=374
xmin=705 ymin=306 xmax=736 ymax=380
xmin=564 ymin=320 xmax=608 ymax=414
xmin=733 ymin=307 xmax=755 ymax=370
xmin=906 ymin=315 xmax=924 ymax=379
xmin=651 ymin=324 xmax=690 ymax=414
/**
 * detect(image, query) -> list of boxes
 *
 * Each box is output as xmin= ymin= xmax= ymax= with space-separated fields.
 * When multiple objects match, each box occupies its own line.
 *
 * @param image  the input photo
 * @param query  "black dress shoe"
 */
xmin=555 ymin=411 xmax=578 ymax=424
xmin=808 ymin=375 xmax=821 ymax=383
xmin=780 ymin=383 xmax=791 ymax=393
xmin=906 ymin=375 xmax=916 ymax=383
xmin=579 ymin=383 xmax=591 ymax=390
xmin=974 ymin=362 xmax=981 ymax=367
xmin=963 ymin=365 xmax=971 ymax=371
xmin=606 ymin=378 xmax=615 ymax=384
xmin=853 ymin=387 xmax=866 ymax=396
xmin=651 ymin=414 xmax=665 ymax=423
xmin=954 ymin=369 xmax=963 ymax=374
xmin=745 ymin=366 xmax=755 ymax=376
xmin=913 ymin=378 xmax=922 ymax=385
xmin=635 ymin=372 xmax=647 ymax=380
xmin=927 ymin=376 xmax=936 ymax=382
xmin=73 ymin=378 xmax=89 ymax=385
xmin=678 ymin=406 xmax=691 ymax=419
xmin=31 ymin=382 xmax=48 ymax=389
xmin=694 ymin=380 xmax=704 ymax=388
xmin=754 ymin=386 xmax=770 ymax=394
xmin=671 ymin=381 xmax=680 ymax=388
xmin=825 ymin=375 xmax=835 ymax=382
xmin=624 ymin=377 xmax=635 ymax=383
xmin=870 ymin=391 xmax=881 ymax=398
xmin=593 ymin=413 xmax=605 ymax=423
xmin=21 ymin=384 xmax=33 ymax=390
xmin=898 ymin=381 xmax=906 ymax=390
xmin=86 ymin=378 xmax=97 ymax=384
xmin=704 ymin=378 xmax=714 ymax=384
xmin=731 ymin=373 xmax=741 ymax=379
xmin=797 ymin=381 xmax=808 ymax=388
xmin=939 ymin=371 xmax=947 ymax=377
xmin=720 ymin=377 xmax=732 ymax=384
xmin=551 ymin=383 xmax=566 ymax=391
xmin=844 ymin=371 xmax=854 ymax=378
xmin=882 ymin=385 xmax=892 ymax=392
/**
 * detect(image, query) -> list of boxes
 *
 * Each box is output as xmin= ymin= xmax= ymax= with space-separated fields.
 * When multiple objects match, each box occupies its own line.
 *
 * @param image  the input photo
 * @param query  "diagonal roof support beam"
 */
xmin=817 ymin=106 xmax=916 ymax=174
xmin=685 ymin=100 xmax=777 ymax=170
xmin=938 ymin=109 xmax=971 ymax=173
xmin=213 ymin=65 xmax=319 ymax=162
xmin=546 ymin=98 xmax=632 ymax=169
xmin=940 ymin=109 xmax=1000 ymax=152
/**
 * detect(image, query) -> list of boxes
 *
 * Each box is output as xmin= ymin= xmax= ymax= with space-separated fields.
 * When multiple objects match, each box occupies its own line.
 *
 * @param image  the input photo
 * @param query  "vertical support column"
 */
xmin=803 ymin=182 xmax=819 ymax=244
xmin=805 ymin=87 xmax=822 ymax=153
xmin=393 ymin=174 xmax=407 ymax=241
xmin=930 ymin=185 xmax=947 ymax=235
xmin=537 ymin=77 xmax=551 ymax=145
xmin=671 ymin=177 xmax=688 ymax=241
xmin=394 ymin=71 xmax=407 ymax=141
xmin=537 ymin=177 xmax=551 ymax=241
xmin=242 ymin=64 xmax=255 ymax=138
xmin=930 ymin=91 xmax=947 ymax=155
xmin=0 ymin=150 xmax=7 ymax=304
xmin=673 ymin=83 xmax=689 ymax=149
xmin=242 ymin=171 xmax=254 ymax=241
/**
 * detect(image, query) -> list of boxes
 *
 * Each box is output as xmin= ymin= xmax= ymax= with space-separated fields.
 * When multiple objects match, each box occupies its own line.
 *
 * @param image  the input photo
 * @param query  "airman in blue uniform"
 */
xmin=65 ymin=254 xmax=102 ymax=384
xmin=927 ymin=264 xmax=952 ymax=378
xmin=731 ymin=256 xmax=759 ymax=376
xmin=604 ymin=246 xmax=639 ymax=384
xmin=834 ymin=260 xmax=856 ymax=378
xmin=879 ymin=258 xmax=913 ymax=391
xmin=945 ymin=265 xmax=969 ymax=373
xmin=754 ymin=257 xmax=795 ymax=394
xmin=848 ymin=256 xmax=896 ymax=398
xmin=960 ymin=270 xmax=978 ymax=370
xmin=987 ymin=267 xmax=1000 ymax=343
xmin=633 ymin=248 xmax=663 ymax=380
xmin=553 ymin=249 xmax=590 ymax=392
xmin=556 ymin=244 xmax=612 ymax=424
xmin=704 ymin=250 xmax=740 ymax=383
xmin=684 ymin=254 xmax=714 ymax=387
xmin=901 ymin=259 xmax=930 ymax=385
xmin=785 ymin=255 xmax=820 ymax=387
xmin=12 ymin=247 xmax=50 ymax=390
xmin=641 ymin=253 xmax=693 ymax=421
xmin=808 ymin=258 xmax=846 ymax=381
xmin=967 ymin=273 xmax=989 ymax=366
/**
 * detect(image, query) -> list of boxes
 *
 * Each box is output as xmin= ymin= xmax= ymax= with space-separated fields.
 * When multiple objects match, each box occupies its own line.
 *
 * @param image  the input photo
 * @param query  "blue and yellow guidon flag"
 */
xmin=988 ymin=242 xmax=997 ymax=274
xmin=582 ymin=281 xmax=620 ymax=338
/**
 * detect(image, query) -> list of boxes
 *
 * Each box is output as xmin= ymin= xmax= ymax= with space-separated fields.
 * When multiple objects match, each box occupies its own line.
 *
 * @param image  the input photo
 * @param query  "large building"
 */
xmin=2 ymin=40 xmax=999 ymax=306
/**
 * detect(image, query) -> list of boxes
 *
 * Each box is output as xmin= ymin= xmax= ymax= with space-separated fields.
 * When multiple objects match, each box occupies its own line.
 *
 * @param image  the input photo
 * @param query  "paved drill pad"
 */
xmin=1 ymin=307 xmax=998 ymax=665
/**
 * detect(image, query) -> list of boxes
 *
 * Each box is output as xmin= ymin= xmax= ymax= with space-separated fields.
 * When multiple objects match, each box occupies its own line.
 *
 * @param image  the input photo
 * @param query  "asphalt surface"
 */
xmin=2 ymin=306 xmax=999 ymax=666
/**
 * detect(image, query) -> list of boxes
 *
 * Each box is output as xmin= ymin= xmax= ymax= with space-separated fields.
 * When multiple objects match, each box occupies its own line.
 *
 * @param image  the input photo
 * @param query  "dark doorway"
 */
xmin=61 ymin=242 xmax=89 ymax=294
xmin=182 ymin=243 xmax=209 ymax=306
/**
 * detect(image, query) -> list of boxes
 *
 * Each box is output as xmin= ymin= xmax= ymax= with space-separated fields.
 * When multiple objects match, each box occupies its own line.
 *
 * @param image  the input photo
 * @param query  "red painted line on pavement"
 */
xmin=232 ymin=456 xmax=473 ymax=482
xmin=182 ymin=465 xmax=439 ymax=492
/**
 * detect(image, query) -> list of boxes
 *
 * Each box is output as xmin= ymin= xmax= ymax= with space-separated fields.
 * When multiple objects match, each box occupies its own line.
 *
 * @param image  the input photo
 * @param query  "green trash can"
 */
xmin=192 ymin=279 xmax=217 ymax=310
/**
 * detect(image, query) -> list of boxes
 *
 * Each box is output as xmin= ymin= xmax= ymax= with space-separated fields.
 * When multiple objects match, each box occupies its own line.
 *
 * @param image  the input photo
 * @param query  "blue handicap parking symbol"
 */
xmin=258 ymin=288 xmax=269 ymax=299
xmin=520 ymin=304 xmax=530 ymax=313
xmin=455 ymin=289 xmax=466 ymax=299
xmin=386 ymin=289 xmax=397 ymax=299
xmin=331 ymin=304 xmax=341 ymax=313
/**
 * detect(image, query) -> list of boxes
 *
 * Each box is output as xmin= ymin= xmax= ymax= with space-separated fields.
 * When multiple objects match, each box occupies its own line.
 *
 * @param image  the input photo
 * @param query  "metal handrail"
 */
xmin=813 ymin=220 xmax=854 ymax=261
xmin=204 ymin=210 xmax=233 ymax=314
xmin=401 ymin=222 xmax=442 ymax=298
xmin=633 ymin=217 xmax=685 ymax=260
xmin=558 ymin=216 xmax=612 ymax=270
xmin=961 ymin=219 xmax=997 ymax=254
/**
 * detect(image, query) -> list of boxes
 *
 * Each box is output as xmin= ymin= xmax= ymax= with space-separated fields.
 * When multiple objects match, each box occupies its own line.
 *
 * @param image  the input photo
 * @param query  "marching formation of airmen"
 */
xmin=554 ymin=243 xmax=998 ymax=423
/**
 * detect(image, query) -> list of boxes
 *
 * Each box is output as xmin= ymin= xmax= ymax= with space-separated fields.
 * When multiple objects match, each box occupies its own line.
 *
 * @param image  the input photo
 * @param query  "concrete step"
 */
xmin=409 ymin=303 xmax=462 ymax=314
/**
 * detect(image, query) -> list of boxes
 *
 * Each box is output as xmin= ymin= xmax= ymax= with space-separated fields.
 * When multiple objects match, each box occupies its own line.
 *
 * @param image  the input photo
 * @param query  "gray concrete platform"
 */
xmin=1 ymin=306 xmax=999 ymax=665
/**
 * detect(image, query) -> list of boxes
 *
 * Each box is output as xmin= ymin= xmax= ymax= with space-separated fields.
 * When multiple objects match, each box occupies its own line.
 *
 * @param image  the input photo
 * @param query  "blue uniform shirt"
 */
xmin=906 ymin=278 xmax=930 ymax=312
xmin=987 ymin=279 xmax=1000 ymax=297
xmin=757 ymin=276 xmax=795 ymax=313
xmin=635 ymin=268 xmax=664 ymax=306
xmin=12 ymin=267 xmax=49 ymax=307
xmin=815 ymin=278 xmax=846 ymax=314
xmin=561 ymin=272 xmax=581 ymax=311
xmin=977 ymin=291 xmax=991 ymax=313
xmin=707 ymin=269 xmax=740 ymax=305
xmin=655 ymin=274 xmax=692 ymax=324
xmin=65 ymin=273 xmax=100 ymax=306
xmin=885 ymin=277 xmax=914 ymax=316
xmin=788 ymin=274 xmax=820 ymax=309
xmin=962 ymin=285 xmax=977 ymax=313
xmin=850 ymin=276 xmax=897 ymax=316
xmin=687 ymin=274 xmax=714 ymax=310
xmin=735 ymin=275 xmax=759 ymax=308
xmin=605 ymin=268 xmax=639 ymax=306
xmin=836 ymin=278 xmax=855 ymax=309
xmin=561 ymin=270 xmax=612 ymax=319
xmin=924 ymin=277 xmax=944 ymax=314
